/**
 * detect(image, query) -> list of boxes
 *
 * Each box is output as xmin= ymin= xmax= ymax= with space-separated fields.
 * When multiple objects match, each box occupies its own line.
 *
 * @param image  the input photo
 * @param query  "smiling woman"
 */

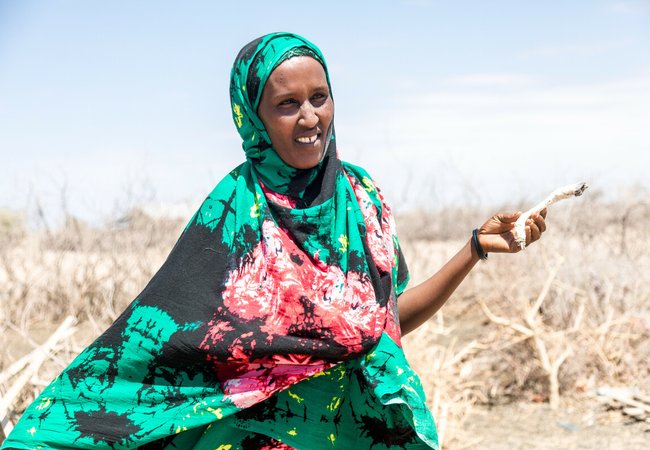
xmin=2 ymin=32 xmax=547 ymax=450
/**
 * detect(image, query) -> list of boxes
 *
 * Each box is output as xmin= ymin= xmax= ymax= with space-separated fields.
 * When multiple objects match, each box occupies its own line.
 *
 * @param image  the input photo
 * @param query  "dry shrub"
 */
xmin=0 ymin=208 xmax=186 ymax=422
xmin=0 ymin=209 xmax=26 ymax=247
xmin=400 ymin=193 xmax=650 ymax=447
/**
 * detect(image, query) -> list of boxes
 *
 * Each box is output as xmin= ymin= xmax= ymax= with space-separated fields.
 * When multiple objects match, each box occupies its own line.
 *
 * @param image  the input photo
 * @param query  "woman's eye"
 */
xmin=311 ymin=93 xmax=327 ymax=104
xmin=279 ymin=99 xmax=297 ymax=107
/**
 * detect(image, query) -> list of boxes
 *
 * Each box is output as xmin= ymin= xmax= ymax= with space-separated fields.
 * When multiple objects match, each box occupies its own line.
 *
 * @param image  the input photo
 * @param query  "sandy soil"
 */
xmin=457 ymin=400 xmax=649 ymax=450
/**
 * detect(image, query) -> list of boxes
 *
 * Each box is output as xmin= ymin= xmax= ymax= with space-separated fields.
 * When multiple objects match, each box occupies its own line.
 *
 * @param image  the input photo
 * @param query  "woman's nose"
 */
xmin=298 ymin=102 xmax=318 ymax=128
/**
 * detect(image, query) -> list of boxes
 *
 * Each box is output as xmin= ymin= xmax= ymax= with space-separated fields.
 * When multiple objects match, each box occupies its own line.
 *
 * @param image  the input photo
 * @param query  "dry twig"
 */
xmin=0 ymin=316 xmax=76 ymax=437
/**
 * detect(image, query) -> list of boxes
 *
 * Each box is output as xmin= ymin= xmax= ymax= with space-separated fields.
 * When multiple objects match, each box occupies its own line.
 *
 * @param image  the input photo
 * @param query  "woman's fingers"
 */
xmin=480 ymin=209 xmax=548 ymax=252
xmin=524 ymin=222 xmax=533 ymax=246
xmin=532 ymin=212 xmax=546 ymax=234
xmin=529 ymin=222 xmax=540 ymax=242
xmin=526 ymin=213 xmax=546 ymax=243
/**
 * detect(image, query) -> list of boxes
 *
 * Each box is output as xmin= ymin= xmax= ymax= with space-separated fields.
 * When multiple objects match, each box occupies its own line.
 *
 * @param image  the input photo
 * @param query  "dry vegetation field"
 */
xmin=1 ymin=193 xmax=649 ymax=448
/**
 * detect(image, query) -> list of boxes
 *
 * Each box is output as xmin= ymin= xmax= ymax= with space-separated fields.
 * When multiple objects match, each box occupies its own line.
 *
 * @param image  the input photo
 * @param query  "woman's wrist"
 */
xmin=472 ymin=228 xmax=488 ymax=260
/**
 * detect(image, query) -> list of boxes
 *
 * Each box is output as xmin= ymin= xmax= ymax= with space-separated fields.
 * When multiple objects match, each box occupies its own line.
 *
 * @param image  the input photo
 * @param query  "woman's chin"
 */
xmin=282 ymin=148 xmax=325 ymax=170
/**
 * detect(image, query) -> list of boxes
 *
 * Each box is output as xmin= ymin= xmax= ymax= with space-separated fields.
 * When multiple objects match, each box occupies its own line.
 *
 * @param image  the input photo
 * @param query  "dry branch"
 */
xmin=526 ymin=257 xmax=563 ymax=325
xmin=514 ymin=182 xmax=588 ymax=249
xmin=597 ymin=388 xmax=650 ymax=413
xmin=478 ymin=259 xmax=574 ymax=409
xmin=0 ymin=354 xmax=33 ymax=385
xmin=0 ymin=316 xmax=76 ymax=438
xmin=597 ymin=387 xmax=650 ymax=422
xmin=478 ymin=301 xmax=533 ymax=337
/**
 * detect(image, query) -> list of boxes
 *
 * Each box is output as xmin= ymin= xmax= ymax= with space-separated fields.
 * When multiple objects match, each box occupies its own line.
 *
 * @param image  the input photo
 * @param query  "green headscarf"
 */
xmin=230 ymin=32 xmax=335 ymax=199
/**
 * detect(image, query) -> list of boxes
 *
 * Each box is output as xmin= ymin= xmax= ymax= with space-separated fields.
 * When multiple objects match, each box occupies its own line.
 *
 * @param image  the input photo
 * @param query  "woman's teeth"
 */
xmin=296 ymin=135 xmax=318 ymax=144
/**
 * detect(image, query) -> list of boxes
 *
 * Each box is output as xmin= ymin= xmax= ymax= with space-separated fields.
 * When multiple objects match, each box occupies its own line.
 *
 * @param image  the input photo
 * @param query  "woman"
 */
xmin=2 ymin=33 xmax=545 ymax=449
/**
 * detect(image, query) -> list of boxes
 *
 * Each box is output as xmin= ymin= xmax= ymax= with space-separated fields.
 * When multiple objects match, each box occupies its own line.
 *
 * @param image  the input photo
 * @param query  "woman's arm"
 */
xmin=397 ymin=210 xmax=547 ymax=335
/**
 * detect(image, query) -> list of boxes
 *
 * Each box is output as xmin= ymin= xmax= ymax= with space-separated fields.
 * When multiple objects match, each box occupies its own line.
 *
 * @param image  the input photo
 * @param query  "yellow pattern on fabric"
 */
xmin=193 ymin=401 xmax=207 ymax=414
xmin=233 ymin=104 xmax=244 ymax=128
xmin=207 ymin=407 xmax=224 ymax=419
xmin=338 ymin=235 xmax=348 ymax=252
xmin=362 ymin=176 xmax=375 ymax=192
xmin=326 ymin=396 xmax=341 ymax=411
xmin=250 ymin=193 xmax=261 ymax=218
xmin=287 ymin=389 xmax=304 ymax=404
xmin=35 ymin=397 xmax=51 ymax=410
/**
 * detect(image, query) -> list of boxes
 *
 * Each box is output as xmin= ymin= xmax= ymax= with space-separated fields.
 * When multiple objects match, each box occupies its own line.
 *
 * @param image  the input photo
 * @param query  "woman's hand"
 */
xmin=399 ymin=209 xmax=547 ymax=334
xmin=477 ymin=209 xmax=547 ymax=253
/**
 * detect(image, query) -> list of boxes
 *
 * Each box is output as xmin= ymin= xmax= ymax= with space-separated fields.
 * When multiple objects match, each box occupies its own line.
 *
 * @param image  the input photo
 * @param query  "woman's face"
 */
xmin=257 ymin=56 xmax=334 ymax=169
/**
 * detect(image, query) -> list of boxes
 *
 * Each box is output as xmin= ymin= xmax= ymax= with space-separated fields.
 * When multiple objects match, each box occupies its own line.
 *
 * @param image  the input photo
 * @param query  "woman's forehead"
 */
xmin=266 ymin=57 xmax=328 ymax=90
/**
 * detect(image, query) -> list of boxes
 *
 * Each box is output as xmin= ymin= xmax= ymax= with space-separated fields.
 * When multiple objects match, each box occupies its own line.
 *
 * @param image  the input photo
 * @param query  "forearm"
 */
xmin=398 ymin=239 xmax=481 ymax=335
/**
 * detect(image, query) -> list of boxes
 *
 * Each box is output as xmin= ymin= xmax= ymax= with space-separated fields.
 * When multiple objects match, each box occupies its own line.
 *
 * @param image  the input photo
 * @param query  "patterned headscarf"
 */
xmin=3 ymin=33 xmax=439 ymax=450
xmin=230 ymin=32 xmax=336 ymax=201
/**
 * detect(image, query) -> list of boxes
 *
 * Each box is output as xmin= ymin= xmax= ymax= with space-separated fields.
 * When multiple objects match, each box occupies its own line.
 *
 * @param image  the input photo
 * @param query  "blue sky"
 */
xmin=1 ymin=0 xmax=649 ymax=224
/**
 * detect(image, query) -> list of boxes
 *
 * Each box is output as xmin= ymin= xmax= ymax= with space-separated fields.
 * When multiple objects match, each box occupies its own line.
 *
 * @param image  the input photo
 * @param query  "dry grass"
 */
xmin=1 ymin=194 xmax=649 ymax=447
xmin=0 ymin=209 xmax=186 ymax=431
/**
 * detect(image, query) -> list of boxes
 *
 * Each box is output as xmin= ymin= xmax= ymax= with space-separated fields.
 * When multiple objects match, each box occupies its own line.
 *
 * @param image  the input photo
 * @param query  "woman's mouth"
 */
xmin=295 ymin=133 xmax=320 ymax=144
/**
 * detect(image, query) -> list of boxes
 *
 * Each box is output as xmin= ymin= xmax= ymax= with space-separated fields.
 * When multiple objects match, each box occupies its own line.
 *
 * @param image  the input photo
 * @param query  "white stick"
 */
xmin=514 ymin=182 xmax=588 ymax=249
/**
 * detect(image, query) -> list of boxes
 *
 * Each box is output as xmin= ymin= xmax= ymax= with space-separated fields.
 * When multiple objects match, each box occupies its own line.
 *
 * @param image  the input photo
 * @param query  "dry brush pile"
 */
xmin=1 ymin=194 xmax=648 ymax=445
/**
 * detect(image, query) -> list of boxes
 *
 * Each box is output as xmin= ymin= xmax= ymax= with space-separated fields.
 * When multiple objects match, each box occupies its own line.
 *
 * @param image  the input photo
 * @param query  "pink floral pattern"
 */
xmin=259 ymin=179 xmax=297 ymax=208
xmin=345 ymin=170 xmax=404 ymax=345
xmin=345 ymin=172 xmax=396 ymax=274
xmin=216 ymin=220 xmax=383 ymax=348
xmin=215 ymin=355 xmax=333 ymax=409
xmin=200 ymin=218 xmax=387 ymax=407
